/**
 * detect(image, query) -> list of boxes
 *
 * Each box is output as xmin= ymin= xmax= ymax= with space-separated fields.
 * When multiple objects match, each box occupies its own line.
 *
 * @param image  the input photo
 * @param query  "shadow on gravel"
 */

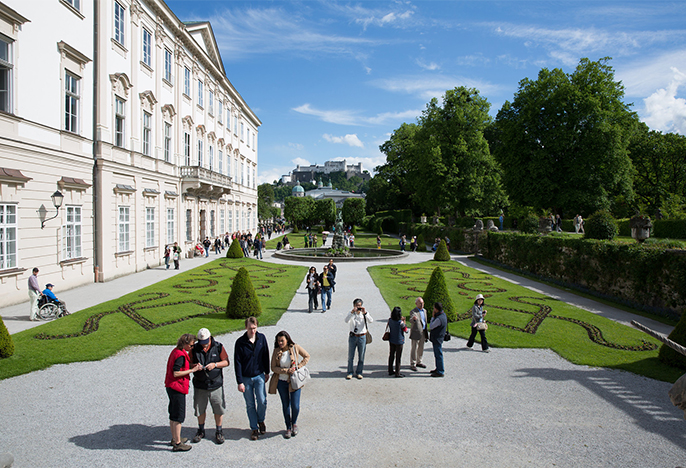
xmin=312 ymin=364 xmax=437 ymax=379
xmin=513 ymin=367 xmax=686 ymax=449
xmin=70 ymin=424 xmax=251 ymax=450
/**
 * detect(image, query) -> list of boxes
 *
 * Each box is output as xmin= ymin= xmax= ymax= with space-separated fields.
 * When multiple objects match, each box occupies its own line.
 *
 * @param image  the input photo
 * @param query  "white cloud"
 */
xmin=292 ymin=104 xmax=421 ymax=126
xmin=370 ymin=75 xmax=503 ymax=100
xmin=416 ymin=59 xmax=440 ymax=71
xmin=642 ymin=68 xmax=686 ymax=135
xmin=329 ymin=3 xmax=416 ymax=30
xmin=618 ymin=50 xmax=686 ymax=97
xmin=292 ymin=157 xmax=311 ymax=166
xmin=288 ymin=142 xmax=304 ymax=151
xmin=323 ymin=134 xmax=364 ymax=148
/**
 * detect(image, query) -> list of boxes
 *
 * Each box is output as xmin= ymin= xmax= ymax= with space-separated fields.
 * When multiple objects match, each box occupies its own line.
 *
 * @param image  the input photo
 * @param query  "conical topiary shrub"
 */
xmin=226 ymin=267 xmax=262 ymax=319
xmin=658 ymin=311 xmax=686 ymax=369
xmin=0 ymin=315 xmax=14 ymax=358
xmin=226 ymin=239 xmax=244 ymax=258
xmin=434 ymin=239 xmax=451 ymax=261
xmin=423 ymin=266 xmax=455 ymax=322
xmin=416 ymin=233 xmax=425 ymax=251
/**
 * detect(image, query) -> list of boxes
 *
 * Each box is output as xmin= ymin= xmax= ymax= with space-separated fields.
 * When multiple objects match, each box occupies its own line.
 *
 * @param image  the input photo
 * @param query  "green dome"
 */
xmin=292 ymin=182 xmax=305 ymax=194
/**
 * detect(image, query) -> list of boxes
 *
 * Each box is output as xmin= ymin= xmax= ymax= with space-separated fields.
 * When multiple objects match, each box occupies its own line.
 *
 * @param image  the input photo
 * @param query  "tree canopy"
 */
xmin=342 ymin=198 xmax=366 ymax=227
xmin=489 ymin=57 xmax=638 ymax=216
xmin=284 ymin=196 xmax=314 ymax=228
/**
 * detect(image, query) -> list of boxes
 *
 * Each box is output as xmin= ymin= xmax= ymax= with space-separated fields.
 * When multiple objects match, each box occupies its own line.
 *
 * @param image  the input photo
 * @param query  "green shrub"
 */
xmin=376 ymin=224 xmax=383 ymax=235
xmin=226 ymin=239 xmax=244 ymax=258
xmin=519 ymin=214 xmax=539 ymax=234
xmin=0 ymin=315 xmax=14 ymax=358
xmin=433 ymin=239 xmax=451 ymax=261
xmin=351 ymin=225 xmax=357 ymax=235
xmin=416 ymin=233 xmax=426 ymax=251
xmin=317 ymin=225 xmax=324 ymax=233
xmin=423 ymin=266 xmax=456 ymax=322
xmin=653 ymin=219 xmax=686 ymax=240
xmin=226 ymin=267 xmax=262 ymax=319
xmin=292 ymin=226 xmax=299 ymax=233
xmin=658 ymin=312 xmax=686 ymax=369
xmin=585 ymin=210 xmax=618 ymax=240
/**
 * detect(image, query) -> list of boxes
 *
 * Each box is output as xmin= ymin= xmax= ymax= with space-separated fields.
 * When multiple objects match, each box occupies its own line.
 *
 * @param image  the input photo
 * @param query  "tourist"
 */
xmin=203 ymin=237 xmax=211 ymax=257
xmin=376 ymin=235 xmax=381 ymax=249
xmin=445 ymin=236 xmax=450 ymax=251
xmin=344 ymin=232 xmax=349 ymax=246
xmin=189 ymin=328 xmax=230 ymax=445
xmin=345 ymin=298 xmax=373 ymax=379
xmin=387 ymin=306 xmax=408 ymax=377
xmin=327 ymin=258 xmax=337 ymax=291
xmin=319 ymin=265 xmax=335 ymax=312
xmin=42 ymin=283 xmax=69 ymax=315
xmin=173 ymin=242 xmax=182 ymax=269
xmin=234 ymin=317 xmax=270 ymax=441
xmin=555 ymin=214 xmax=562 ymax=232
xmin=466 ymin=294 xmax=490 ymax=353
xmin=408 ymin=297 xmax=427 ymax=371
xmin=306 ymin=266 xmax=320 ymax=313
xmin=410 ymin=236 xmax=417 ymax=252
xmin=499 ymin=212 xmax=504 ymax=231
xmin=429 ymin=302 xmax=448 ymax=377
xmin=399 ymin=235 xmax=406 ymax=251
xmin=214 ymin=237 xmax=222 ymax=255
xmin=349 ymin=233 xmax=355 ymax=247
xmin=28 ymin=267 xmax=42 ymax=321
xmin=303 ymin=233 xmax=308 ymax=248
xmin=254 ymin=237 xmax=263 ymax=259
xmin=165 ymin=333 xmax=202 ymax=452
xmin=268 ymin=331 xmax=310 ymax=439
xmin=164 ymin=245 xmax=171 ymax=269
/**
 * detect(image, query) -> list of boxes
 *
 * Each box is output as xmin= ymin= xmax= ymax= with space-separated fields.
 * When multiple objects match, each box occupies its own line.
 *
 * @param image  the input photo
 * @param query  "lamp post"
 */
xmin=41 ymin=190 xmax=64 ymax=229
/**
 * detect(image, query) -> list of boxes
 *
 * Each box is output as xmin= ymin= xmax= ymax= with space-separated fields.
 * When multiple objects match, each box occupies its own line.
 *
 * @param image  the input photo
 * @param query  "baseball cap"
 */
xmin=46 ymin=283 xmax=55 ymax=288
xmin=197 ymin=328 xmax=211 ymax=345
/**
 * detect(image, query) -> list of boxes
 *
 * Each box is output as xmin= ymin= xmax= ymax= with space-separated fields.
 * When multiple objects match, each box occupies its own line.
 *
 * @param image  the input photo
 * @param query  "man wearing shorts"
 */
xmin=190 ymin=328 xmax=230 ymax=444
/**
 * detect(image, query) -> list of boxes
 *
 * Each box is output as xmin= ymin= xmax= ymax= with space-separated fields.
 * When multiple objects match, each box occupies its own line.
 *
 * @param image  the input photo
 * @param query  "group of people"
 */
xmin=305 ymin=259 xmax=337 ymax=313
xmin=27 ymin=267 xmax=70 ymax=321
xmin=165 ymin=318 xmax=311 ymax=452
xmin=163 ymin=243 xmax=183 ymax=270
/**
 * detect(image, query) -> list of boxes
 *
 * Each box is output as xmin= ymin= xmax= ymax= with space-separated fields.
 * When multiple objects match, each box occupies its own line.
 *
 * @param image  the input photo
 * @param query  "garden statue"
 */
xmin=486 ymin=220 xmax=499 ymax=232
xmin=331 ymin=211 xmax=345 ymax=250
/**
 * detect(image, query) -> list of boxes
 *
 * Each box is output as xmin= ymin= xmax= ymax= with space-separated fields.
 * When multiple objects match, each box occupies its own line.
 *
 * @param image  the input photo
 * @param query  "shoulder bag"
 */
xmin=289 ymin=346 xmax=310 ymax=390
xmin=475 ymin=322 xmax=488 ymax=331
xmin=382 ymin=324 xmax=390 ymax=341
xmin=364 ymin=314 xmax=372 ymax=344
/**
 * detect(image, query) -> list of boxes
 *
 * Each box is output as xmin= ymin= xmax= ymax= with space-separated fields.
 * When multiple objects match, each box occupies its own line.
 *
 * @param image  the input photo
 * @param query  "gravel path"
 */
xmin=0 ymin=251 xmax=684 ymax=467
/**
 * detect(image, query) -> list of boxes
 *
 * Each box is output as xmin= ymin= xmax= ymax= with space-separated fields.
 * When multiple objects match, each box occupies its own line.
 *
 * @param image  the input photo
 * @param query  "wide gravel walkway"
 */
xmin=0 ymin=250 xmax=684 ymax=467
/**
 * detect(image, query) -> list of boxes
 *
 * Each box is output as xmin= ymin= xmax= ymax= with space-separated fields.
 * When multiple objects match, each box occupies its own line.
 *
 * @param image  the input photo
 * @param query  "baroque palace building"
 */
xmin=0 ymin=0 xmax=259 ymax=306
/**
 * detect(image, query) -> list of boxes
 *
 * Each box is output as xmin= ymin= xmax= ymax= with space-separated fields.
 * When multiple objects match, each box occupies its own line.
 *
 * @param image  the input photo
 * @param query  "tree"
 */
xmin=628 ymin=123 xmax=686 ymax=216
xmin=490 ymin=57 xmax=638 ymax=216
xmin=0 ymin=315 xmax=14 ymax=358
xmin=374 ymin=123 xmax=422 ymax=213
xmin=226 ymin=267 xmax=262 ymax=319
xmin=342 ymin=198 xmax=366 ymax=227
xmin=257 ymin=183 xmax=276 ymax=222
xmin=314 ymin=198 xmax=336 ymax=228
xmin=226 ymin=238 xmax=244 ymax=258
xmin=284 ymin=196 xmax=314 ymax=228
xmin=423 ymin=267 xmax=456 ymax=322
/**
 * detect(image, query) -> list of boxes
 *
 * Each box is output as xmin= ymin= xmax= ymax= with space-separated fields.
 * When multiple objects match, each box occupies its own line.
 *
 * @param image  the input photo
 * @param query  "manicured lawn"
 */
xmin=0 ymin=258 xmax=306 ymax=380
xmin=368 ymin=260 xmax=682 ymax=383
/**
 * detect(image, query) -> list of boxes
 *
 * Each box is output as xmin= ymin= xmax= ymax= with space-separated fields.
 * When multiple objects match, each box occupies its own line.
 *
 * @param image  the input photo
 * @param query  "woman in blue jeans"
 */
xmin=268 ymin=331 xmax=310 ymax=439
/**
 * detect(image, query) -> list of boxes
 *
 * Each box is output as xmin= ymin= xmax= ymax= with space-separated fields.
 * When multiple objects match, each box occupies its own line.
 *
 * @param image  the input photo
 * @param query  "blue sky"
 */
xmin=167 ymin=0 xmax=686 ymax=184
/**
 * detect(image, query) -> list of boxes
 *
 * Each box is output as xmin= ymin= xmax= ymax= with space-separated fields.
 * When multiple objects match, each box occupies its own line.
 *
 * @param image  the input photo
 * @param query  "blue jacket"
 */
xmin=43 ymin=288 xmax=58 ymax=301
xmin=388 ymin=319 xmax=407 ymax=345
xmin=234 ymin=331 xmax=270 ymax=384
xmin=429 ymin=311 xmax=448 ymax=345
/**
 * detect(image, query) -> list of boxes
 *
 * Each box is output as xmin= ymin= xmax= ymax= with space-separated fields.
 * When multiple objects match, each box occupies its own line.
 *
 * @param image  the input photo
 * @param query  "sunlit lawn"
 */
xmin=0 ymin=258 xmax=306 ymax=380
xmin=369 ymin=260 xmax=682 ymax=383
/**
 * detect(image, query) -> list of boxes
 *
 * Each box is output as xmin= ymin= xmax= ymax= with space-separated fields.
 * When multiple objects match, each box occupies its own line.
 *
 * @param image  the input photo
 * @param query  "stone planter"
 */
xmin=420 ymin=216 xmax=427 ymax=224
xmin=630 ymin=216 xmax=652 ymax=243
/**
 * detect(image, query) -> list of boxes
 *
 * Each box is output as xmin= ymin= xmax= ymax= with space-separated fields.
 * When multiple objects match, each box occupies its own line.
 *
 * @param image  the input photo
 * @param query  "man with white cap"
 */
xmin=189 ymin=328 xmax=230 ymax=444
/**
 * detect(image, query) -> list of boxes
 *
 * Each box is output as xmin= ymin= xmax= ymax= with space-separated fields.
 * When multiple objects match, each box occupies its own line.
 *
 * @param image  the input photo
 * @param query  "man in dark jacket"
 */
xmin=319 ymin=265 xmax=335 ymax=313
xmin=190 ymin=328 xmax=229 ymax=444
xmin=234 ymin=316 xmax=270 ymax=441
xmin=429 ymin=302 xmax=448 ymax=377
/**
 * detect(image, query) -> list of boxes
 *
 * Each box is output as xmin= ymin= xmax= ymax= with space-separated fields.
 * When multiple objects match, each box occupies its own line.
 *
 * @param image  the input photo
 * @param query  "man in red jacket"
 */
xmin=165 ymin=333 xmax=202 ymax=452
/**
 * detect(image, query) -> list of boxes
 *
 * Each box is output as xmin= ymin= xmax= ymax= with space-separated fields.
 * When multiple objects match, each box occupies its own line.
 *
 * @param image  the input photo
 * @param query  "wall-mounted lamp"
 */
xmin=41 ymin=190 xmax=64 ymax=229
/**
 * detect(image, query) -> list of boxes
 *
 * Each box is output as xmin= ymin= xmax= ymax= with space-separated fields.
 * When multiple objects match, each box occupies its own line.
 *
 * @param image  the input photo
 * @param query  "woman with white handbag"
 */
xmin=268 ymin=331 xmax=310 ymax=439
xmin=466 ymin=293 xmax=490 ymax=353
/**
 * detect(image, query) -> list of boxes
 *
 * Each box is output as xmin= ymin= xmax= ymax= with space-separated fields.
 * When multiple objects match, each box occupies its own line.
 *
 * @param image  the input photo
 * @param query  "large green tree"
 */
xmin=284 ymin=196 xmax=314 ymax=228
xmin=628 ymin=123 xmax=686 ymax=216
xmin=314 ymin=198 xmax=336 ymax=227
xmin=489 ymin=57 xmax=638 ymax=216
xmin=342 ymin=198 xmax=366 ymax=227
xmin=257 ymin=183 xmax=276 ymax=221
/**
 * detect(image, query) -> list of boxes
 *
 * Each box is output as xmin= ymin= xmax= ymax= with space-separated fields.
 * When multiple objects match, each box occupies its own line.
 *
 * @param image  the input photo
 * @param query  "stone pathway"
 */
xmin=0 ymin=250 xmax=684 ymax=467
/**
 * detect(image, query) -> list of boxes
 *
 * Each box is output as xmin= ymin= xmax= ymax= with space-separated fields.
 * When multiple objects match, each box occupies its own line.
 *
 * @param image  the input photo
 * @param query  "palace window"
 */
xmin=0 ymin=36 xmax=13 ymax=113
xmin=64 ymin=72 xmax=80 ymax=133
xmin=0 ymin=204 xmax=17 ymax=269
xmin=63 ymin=206 xmax=82 ymax=259
xmin=115 ymin=97 xmax=125 ymax=147
xmin=118 ymin=206 xmax=130 ymax=252
xmin=146 ymin=207 xmax=155 ymax=248
xmin=114 ymin=2 xmax=125 ymax=45
xmin=142 ymin=28 xmax=152 ymax=67
xmin=142 ymin=111 xmax=151 ymax=155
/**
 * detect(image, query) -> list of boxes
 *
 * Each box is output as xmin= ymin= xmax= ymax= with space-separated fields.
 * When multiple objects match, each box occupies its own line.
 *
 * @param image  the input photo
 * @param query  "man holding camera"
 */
xmin=189 ymin=328 xmax=230 ymax=445
xmin=344 ymin=298 xmax=373 ymax=380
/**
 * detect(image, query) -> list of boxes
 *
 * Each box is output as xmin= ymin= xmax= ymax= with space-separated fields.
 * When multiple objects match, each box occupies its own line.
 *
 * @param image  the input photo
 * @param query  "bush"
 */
xmin=376 ymin=224 xmax=383 ymax=235
xmin=0 ymin=316 xmax=13 ymax=358
xmin=585 ymin=210 xmax=618 ymax=240
xmin=653 ymin=219 xmax=686 ymax=240
xmin=519 ymin=214 xmax=539 ymax=234
xmin=292 ymin=226 xmax=299 ymax=233
xmin=658 ymin=312 xmax=686 ymax=369
xmin=226 ymin=267 xmax=262 ymax=319
xmin=423 ymin=266 xmax=456 ymax=322
xmin=351 ymin=225 xmax=357 ymax=235
xmin=416 ymin=233 xmax=426 ymax=251
xmin=317 ymin=225 xmax=324 ymax=233
xmin=226 ymin=239 xmax=244 ymax=258
xmin=433 ymin=239 xmax=451 ymax=261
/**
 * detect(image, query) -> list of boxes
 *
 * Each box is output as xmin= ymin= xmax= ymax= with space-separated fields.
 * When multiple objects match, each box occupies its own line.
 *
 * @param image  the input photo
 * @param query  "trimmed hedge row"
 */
xmin=482 ymin=232 xmax=686 ymax=319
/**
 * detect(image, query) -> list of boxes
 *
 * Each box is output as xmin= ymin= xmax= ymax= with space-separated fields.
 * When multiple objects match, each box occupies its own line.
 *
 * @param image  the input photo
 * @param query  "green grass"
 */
xmin=368 ymin=260 xmax=683 ymax=383
xmin=0 ymin=258 xmax=306 ymax=380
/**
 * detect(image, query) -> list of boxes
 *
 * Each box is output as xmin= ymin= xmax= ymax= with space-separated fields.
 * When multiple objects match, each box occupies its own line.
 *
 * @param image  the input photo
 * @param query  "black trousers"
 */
xmin=388 ymin=343 xmax=403 ymax=375
xmin=467 ymin=327 xmax=489 ymax=350
xmin=308 ymin=288 xmax=319 ymax=312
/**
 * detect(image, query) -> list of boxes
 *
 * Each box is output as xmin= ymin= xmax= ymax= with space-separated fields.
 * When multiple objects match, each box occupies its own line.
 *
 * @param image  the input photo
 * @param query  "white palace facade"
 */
xmin=0 ymin=0 xmax=259 ymax=306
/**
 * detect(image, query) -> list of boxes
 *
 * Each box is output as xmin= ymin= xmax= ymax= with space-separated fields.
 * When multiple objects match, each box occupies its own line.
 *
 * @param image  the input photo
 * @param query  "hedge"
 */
xmin=226 ymin=239 xmax=244 ymax=258
xmin=659 ymin=312 xmax=686 ymax=369
xmin=483 ymin=232 xmax=686 ymax=319
xmin=226 ymin=267 xmax=262 ymax=318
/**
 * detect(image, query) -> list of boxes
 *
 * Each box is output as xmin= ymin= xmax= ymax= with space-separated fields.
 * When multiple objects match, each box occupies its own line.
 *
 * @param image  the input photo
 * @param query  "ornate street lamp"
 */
xmin=41 ymin=190 xmax=64 ymax=229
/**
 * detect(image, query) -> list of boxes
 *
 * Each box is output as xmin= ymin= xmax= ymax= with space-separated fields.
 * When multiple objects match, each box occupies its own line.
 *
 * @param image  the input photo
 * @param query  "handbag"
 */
xmin=289 ymin=347 xmax=310 ymax=390
xmin=364 ymin=314 xmax=372 ymax=344
xmin=444 ymin=330 xmax=451 ymax=341
xmin=475 ymin=322 xmax=488 ymax=331
xmin=382 ymin=324 xmax=390 ymax=341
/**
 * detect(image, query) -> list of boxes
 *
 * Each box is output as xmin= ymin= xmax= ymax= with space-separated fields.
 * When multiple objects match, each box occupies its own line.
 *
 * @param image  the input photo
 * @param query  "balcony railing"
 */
xmin=180 ymin=166 xmax=233 ymax=198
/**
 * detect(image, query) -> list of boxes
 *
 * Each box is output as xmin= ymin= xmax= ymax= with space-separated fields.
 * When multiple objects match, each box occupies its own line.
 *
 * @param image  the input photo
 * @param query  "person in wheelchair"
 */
xmin=41 ymin=283 xmax=70 ymax=316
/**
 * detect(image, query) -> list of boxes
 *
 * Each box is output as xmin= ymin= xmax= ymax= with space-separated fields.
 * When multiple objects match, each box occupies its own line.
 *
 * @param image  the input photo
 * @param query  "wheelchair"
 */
xmin=36 ymin=295 xmax=68 ymax=321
